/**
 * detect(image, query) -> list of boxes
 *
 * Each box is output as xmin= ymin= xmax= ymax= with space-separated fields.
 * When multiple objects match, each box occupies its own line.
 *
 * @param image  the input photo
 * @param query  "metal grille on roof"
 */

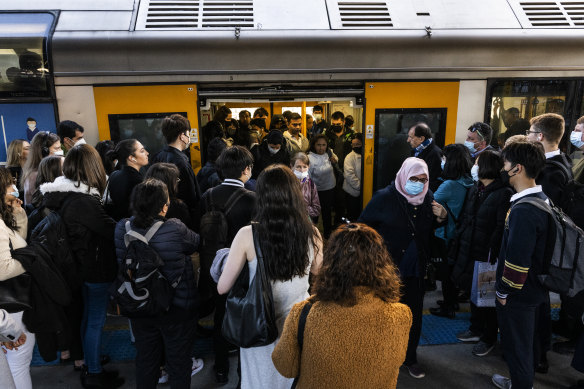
xmin=136 ymin=0 xmax=253 ymax=30
xmin=518 ymin=1 xmax=584 ymax=27
xmin=328 ymin=0 xmax=393 ymax=29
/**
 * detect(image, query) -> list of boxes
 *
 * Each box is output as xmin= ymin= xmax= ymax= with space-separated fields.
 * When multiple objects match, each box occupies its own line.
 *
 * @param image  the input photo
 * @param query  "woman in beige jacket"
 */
xmin=272 ymin=223 xmax=412 ymax=389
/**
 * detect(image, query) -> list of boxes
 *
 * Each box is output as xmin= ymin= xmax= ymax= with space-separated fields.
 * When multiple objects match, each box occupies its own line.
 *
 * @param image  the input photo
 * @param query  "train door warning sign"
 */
xmin=366 ymin=125 xmax=374 ymax=139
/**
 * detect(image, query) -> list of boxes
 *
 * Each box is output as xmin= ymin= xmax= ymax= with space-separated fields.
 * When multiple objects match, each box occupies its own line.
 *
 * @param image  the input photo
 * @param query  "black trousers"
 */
xmin=344 ymin=192 xmax=362 ymax=223
xmin=401 ymin=277 xmax=425 ymax=365
xmin=497 ymin=299 xmax=546 ymax=389
xmin=317 ymin=189 xmax=335 ymax=238
xmin=333 ymin=184 xmax=346 ymax=226
xmin=470 ymin=303 xmax=499 ymax=345
xmin=214 ymin=293 xmax=231 ymax=373
xmin=131 ymin=315 xmax=197 ymax=389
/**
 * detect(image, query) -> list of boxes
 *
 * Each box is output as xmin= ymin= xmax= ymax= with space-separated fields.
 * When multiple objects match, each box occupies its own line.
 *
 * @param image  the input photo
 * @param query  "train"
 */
xmin=2 ymin=0 xmax=584 ymax=204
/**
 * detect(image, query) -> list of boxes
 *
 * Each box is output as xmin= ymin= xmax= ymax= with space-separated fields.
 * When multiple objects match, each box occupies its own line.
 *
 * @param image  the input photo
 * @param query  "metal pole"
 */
xmin=1 ymin=115 xmax=6 ymax=162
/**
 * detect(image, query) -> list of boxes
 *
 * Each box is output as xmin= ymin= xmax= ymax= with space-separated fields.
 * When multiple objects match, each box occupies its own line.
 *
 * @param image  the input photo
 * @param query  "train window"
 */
xmin=108 ymin=112 xmax=187 ymax=160
xmin=487 ymin=80 xmax=571 ymax=147
xmin=0 ymin=13 xmax=55 ymax=98
xmin=373 ymin=108 xmax=446 ymax=192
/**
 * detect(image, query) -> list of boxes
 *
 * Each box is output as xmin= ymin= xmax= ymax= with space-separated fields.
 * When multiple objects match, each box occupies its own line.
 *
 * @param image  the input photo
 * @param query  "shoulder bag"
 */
xmin=0 ymin=240 xmax=32 ymax=313
xmin=221 ymin=222 xmax=278 ymax=348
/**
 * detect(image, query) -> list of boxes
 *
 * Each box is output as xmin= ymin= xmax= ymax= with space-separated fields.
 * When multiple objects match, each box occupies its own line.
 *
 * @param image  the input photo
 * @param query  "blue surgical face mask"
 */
xmin=570 ymin=131 xmax=584 ymax=149
xmin=471 ymin=165 xmax=479 ymax=182
xmin=441 ymin=160 xmax=446 ymax=170
xmin=464 ymin=140 xmax=476 ymax=154
xmin=404 ymin=180 xmax=425 ymax=196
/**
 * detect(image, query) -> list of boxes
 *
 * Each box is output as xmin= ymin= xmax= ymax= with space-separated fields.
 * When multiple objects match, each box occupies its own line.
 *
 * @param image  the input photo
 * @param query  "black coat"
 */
xmin=251 ymin=141 xmax=290 ymax=178
xmin=196 ymin=161 xmax=222 ymax=195
xmin=536 ymin=152 xmax=572 ymax=206
xmin=358 ymin=184 xmax=435 ymax=278
xmin=115 ymin=217 xmax=199 ymax=313
xmin=41 ymin=178 xmax=118 ymax=283
xmin=451 ymin=180 xmax=513 ymax=290
xmin=412 ymin=143 xmax=443 ymax=193
xmin=152 ymin=146 xmax=202 ymax=226
xmin=107 ymin=165 xmax=143 ymax=221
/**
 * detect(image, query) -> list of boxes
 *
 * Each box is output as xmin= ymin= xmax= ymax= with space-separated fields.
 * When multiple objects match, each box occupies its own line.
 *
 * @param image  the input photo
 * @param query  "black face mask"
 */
xmin=352 ymin=147 xmax=362 ymax=155
xmin=500 ymin=165 xmax=517 ymax=186
xmin=331 ymin=124 xmax=343 ymax=134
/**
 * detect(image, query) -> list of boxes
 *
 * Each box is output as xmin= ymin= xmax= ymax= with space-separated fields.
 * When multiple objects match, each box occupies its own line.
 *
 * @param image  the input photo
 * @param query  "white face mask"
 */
xmin=27 ymin=124 xmax=36 ymax=130
xmin=73 ymin=138 xmax=86 ymax=147
xmin=570 ymin=131 xmax=584 ymax=149
xmin=268 ymin=146 xmax=279 ymax=155
xmin=52 ymin=149 xmax=64 ymax=157
xmin=313 ymin=114 xmax=322 ymax=121
xmin=471 ymin=165 xmax=479 ymax=182
xmin=294 ymin=170 xmax=309 ymax=180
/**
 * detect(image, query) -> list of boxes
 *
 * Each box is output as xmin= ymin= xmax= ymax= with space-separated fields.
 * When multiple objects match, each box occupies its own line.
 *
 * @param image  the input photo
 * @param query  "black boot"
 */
xmin=429 ymin=306 xmax=455 ymax=319
xmin=81 ymin=368 xmax=125 ymax=389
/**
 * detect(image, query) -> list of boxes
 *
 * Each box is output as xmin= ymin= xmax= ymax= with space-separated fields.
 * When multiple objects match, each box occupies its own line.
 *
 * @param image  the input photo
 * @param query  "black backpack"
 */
xmin=109 ymin=221 xmax=178 ymax=318
xmin=546 ymin=160 xmax=584 ymax=229
xmin=516 ymin=197 xmax=584 ymax=298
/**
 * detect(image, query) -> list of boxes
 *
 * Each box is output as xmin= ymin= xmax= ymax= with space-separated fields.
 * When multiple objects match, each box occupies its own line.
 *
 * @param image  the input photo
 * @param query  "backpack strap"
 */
xmin=291 ymin=301 xmax=313 ymax=389
xmin=514 ymin=196 xmax=552 ymax=215
xmin=547 ymin=159 xmax=572 ymax=182
xmin=223 ymin=188 xmax=248 ymax=216
xmin=124 ymin=220 xmax=164 ymax=247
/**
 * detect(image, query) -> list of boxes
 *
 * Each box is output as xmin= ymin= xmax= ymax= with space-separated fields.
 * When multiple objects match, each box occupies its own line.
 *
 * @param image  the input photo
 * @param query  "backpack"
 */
xmin=515 ymin=197 xmax=584 ymax=298
xmin=198 ymin=188 xmax=247 ymax=310
xmin=546 ymin=159 xmax=584 ymax=229
xmin=109 ymin=221 xmax=178 ymax=318
xmin=29 ymin=202 xmax=80 ymax=291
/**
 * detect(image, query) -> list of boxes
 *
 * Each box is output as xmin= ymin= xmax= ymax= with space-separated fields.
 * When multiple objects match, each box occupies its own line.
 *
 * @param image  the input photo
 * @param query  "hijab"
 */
xmin=395 ymin=157 xmax=429 ymax=205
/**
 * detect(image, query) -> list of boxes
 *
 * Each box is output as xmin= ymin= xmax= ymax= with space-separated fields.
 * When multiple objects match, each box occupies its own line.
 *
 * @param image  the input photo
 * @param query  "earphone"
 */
xmin=41 ymin=146 xmax=49 ymax=157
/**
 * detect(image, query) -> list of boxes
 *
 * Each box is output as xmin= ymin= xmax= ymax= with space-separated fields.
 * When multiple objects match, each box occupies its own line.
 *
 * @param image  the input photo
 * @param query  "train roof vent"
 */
xmin=136 ymin=0 xmax=253 ymax=30
xmin=327 ymin=0 xmax=393 ymax=29
xmin=511 ymin=0 xmax=584 ymax=27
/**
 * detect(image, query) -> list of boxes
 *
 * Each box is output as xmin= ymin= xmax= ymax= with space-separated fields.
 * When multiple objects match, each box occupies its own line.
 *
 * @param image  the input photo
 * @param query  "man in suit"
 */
xmin=407 ymin=122 xmax=443 ymax=192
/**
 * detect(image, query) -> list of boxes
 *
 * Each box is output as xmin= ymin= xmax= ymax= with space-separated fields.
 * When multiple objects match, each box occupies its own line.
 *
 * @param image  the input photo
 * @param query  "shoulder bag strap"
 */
xmin=223 ymin=188 xmax=247 ymax=216
xmin=291 ymin=301 xmax=313 ymax=389
xmin=547 ymin=159 xmax=571 ymax=182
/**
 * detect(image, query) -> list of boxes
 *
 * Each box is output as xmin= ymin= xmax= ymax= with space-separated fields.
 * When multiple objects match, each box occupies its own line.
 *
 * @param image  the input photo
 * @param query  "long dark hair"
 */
xmin=442 ymin=143 xmax=472 ymax=180
xmin=62 ymin=144 xmax=107 ymax=196
xmin=106 ymin=139 xmax=138 ymax=170
xmin=131 ymin=178 xmax=169 ymax=229
xmin=0 ymin=168 xmax=17 ymax=230
xmin=313 ymin=223 xmax=401 ymax=306
xmin=254 ymin=164 xmax=319 ymax=281
xmin=145 ymin=163 xmax=180 ymax=199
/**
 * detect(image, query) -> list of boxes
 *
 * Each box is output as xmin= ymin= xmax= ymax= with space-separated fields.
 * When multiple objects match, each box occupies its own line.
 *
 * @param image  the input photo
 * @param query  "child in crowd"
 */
xmin=291 ymin=152 xmax=321 ymax=223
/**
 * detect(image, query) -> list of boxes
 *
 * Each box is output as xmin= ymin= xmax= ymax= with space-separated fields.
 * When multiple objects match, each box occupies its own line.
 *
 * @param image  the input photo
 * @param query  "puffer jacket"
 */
xmin=451 ymin=180 xmax=513 ymax=291
xmin=114 ymin=217 xmax=199 ymax=312
xmin=41 ymin=176 xmax=117 ymax=283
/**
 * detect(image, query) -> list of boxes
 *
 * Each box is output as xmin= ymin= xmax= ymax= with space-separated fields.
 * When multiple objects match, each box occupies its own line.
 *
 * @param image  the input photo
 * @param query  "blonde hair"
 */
xmin=6 ymin=139 xmax=26 ymax=167
xmin=504 ymin=134 xmax=528 ymax=148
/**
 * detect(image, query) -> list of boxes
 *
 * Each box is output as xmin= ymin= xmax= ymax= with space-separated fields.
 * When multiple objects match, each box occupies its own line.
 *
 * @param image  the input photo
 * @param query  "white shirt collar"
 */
xmin=545 ymin=149 xmax=560 ymax=159
xmin=510 ymin=185 xmax=543 ymax=203
xmin=221 ymin=178 xmax=244 ymax=188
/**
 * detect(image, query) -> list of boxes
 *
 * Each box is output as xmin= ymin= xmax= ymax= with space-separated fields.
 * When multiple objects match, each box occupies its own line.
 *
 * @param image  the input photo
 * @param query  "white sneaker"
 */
xmin=158 ymin=369 xmax=168 ymax=384
xmin=191 ymin=358 xmax=204 ymax=376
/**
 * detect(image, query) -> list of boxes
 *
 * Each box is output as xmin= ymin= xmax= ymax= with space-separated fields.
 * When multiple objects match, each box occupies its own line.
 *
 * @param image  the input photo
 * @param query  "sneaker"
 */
xmin=491 ymin=374 xmax=511 ymax=389
xmin=403 ymin=363 xmax=425 ymax=379
xmin=472 ymin=341 xmax=495 ymax=357
xmin=191 ymin=358 xmax=204 ymax=376
xmin=158 ymin=369 xmax=168 ymax=384
xmin=80 ymin=369 xmax=124 ymax=389
xmin=457 ymin=330 xmax=481 ymax=343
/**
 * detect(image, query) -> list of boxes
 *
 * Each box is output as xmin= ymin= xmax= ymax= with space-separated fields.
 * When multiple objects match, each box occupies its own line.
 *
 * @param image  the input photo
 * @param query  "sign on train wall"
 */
xmin=0 ymin=103 xmax=57 ymax=162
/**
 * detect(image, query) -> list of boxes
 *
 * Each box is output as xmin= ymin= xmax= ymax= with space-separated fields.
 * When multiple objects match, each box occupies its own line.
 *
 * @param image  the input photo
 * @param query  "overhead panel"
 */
xmin=327 ymin=1 xmax=393 ymax=29
xmin=136 ymin=0 xmax=254 ymax=30
xmin=509 ymin=0 xmax=584 ymax=27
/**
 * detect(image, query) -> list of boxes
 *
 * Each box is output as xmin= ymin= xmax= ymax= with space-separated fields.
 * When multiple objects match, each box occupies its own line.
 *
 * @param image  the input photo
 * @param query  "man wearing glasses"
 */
xmin=407 ymin=122 xmax=443 ymax=192
xmin=464 ymin=122 xmax=496 ymax=163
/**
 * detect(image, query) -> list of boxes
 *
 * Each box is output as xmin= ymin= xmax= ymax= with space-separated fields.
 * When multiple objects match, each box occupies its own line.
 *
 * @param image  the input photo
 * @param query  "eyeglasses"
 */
xmin=409 ymin=177 xmax=428 ymax=184
xmin=469 ymin=126 xmax=485 ymax=141
xmin=526 ymin=130 xmax=541 ymax=136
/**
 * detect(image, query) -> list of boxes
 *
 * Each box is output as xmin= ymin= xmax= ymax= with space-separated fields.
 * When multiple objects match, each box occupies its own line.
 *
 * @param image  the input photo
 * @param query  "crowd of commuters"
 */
xmin=0 ymin=106 xmax=583 ymax=389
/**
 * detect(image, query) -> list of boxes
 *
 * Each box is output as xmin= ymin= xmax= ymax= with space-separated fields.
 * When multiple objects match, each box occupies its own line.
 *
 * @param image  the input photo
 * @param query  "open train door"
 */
xmin=93 ymin=84 xmax=202 ymax=172
xmin=363 ymin=82 xmax=460 ymax=205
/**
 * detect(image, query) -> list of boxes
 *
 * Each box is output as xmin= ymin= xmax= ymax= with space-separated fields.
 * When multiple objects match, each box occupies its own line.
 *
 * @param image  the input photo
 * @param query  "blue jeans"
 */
xmin=81 ymin=282 xmax=109 ymax=374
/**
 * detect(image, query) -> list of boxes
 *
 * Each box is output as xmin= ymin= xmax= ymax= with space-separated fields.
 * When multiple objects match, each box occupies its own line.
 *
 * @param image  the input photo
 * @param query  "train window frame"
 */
xmin=484 ymin=78 xmax=579 ymax=149
xmin=0 ymin=11 xmax=58 ymax=100
xmin=373 ymin=107 xmax=447 ymax=192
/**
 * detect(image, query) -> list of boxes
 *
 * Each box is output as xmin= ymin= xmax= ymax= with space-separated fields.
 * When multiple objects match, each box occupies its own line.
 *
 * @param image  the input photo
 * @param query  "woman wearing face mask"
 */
xmin=451 ymin=150 xmax=513 ymax=357
xmin=343 ymin=133 xmax=363 ymax=222
xmin=291 ymin=152 xmax=320 ymax=223
xmin=22 ymin=131 xmax=62 ymax=205
xmin=358 ymin=157 xmax=447 ymax=379
xmin=251 ymin=130 xmax=290 ymax=179
xmin=308 ymin=134 xmax=337 ymax=238
xmin=428 ymin=144 xmax=475 ymax=320
xmin=570 ymin=117 xmax=584 ymax=184
xmin=104 ymin=139 xmax=149 ymax=221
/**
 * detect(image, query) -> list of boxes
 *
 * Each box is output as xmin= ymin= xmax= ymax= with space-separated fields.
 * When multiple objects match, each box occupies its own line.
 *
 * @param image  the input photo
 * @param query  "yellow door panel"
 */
xmin=93 ymin=84 xmax=202 ymax=172
xmin=363 ymin=81 xmax=460 ymax=205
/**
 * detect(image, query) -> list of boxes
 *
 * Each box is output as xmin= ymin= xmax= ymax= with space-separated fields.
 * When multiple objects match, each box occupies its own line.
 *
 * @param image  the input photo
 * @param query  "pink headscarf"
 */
xmin=395 ymin=157 xmax=429 ymax=205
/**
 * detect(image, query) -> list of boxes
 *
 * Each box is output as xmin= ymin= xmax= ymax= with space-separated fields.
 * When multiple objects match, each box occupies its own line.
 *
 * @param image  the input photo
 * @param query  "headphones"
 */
xmin=41 ymin=146 xmax=49 ymax=157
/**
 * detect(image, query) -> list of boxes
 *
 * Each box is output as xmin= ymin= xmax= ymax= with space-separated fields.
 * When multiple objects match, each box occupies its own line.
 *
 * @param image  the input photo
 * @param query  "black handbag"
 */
xmin=0 ymin=239 xmax=32 ymax=313
xmin=0 ymin=274 xmax=32 ymax=313
xmin=221 ymin=223 xmax=278 ymax=348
